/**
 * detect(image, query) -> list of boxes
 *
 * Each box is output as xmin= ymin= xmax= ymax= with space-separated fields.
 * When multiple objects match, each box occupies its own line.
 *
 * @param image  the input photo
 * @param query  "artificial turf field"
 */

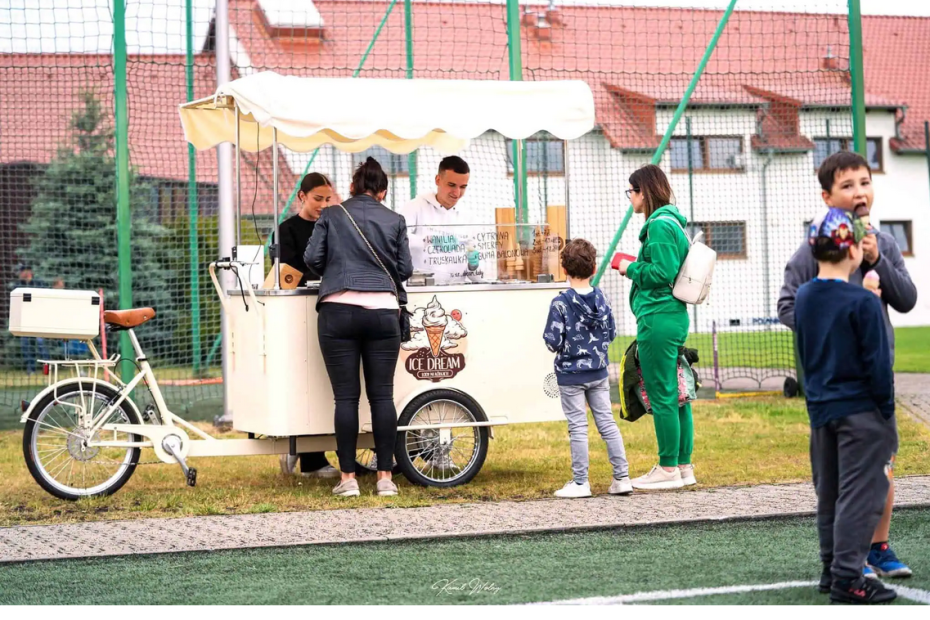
xmin=1 ymin=508 xmax=928 ymax=605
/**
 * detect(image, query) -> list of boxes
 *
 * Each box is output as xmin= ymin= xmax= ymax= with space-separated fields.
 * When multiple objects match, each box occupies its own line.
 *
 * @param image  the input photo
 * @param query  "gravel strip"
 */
xmin=2 ymin=476 xmax=929 ymax=564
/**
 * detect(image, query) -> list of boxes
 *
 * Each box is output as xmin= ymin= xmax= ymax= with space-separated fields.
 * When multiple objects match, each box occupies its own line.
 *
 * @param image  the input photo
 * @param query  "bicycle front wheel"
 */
xmin=23 ymin=382 xmax=142 ymax=501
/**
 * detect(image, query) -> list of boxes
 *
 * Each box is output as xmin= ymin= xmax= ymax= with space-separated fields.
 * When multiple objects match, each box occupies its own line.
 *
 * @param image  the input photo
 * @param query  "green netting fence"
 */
xmin=2 ymin=0 xmax=922 ymax=423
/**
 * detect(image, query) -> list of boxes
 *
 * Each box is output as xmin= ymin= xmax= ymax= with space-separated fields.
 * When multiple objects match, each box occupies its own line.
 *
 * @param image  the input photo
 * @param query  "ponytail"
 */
xmin=350 ymin=157 xmax=389 ymax=197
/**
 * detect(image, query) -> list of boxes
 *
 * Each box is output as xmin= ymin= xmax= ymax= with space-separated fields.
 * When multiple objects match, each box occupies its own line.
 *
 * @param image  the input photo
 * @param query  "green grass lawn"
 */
xmin=1 ymin=397 xmax=929 ymax=527
xmin=608 ymin=326 xmax=930 ymax=373
xmin=2 ymin=509 xmax=928 ymax=605
xmin=893 ymin=327 xmax=930 ymax=373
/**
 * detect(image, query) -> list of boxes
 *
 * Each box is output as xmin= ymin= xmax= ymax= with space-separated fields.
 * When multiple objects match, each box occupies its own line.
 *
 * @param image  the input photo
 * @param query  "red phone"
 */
xmin=611 ymin=252 xmax=637 ymax=270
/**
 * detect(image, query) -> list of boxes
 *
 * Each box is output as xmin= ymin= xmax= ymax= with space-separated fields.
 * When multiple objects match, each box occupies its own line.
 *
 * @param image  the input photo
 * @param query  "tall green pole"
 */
xmin=848 ymin=0 xmax=867 ymax=157
xmin=505 ymin=0 xmax=527 ymax=225
xmin=593 ymin=0 xmax=739 ymax=286
xmin=203 ymin=0 xmax=401 ymax=369
xmin=113 ymin=0 xmax=133 ymax=380
xmin=186 ymin=0 xmax=202 ymax=375
xmin=686 ymin=117 xmax=697 ymax=333
xmin=405 ymin=0 xmax=418 ymax=199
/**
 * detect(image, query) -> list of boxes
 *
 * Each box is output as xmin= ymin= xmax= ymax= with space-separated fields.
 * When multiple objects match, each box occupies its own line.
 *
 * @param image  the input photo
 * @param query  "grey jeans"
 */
xmin=559 ymin=378 xmax=629 ymax=483
xmin=810 ymin=409 xmax=897 ymax=581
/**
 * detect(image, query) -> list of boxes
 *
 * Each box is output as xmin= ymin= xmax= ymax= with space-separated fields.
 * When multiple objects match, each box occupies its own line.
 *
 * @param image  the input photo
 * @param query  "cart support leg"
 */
xmin=289 ymin=435 xmax=297 ymax=457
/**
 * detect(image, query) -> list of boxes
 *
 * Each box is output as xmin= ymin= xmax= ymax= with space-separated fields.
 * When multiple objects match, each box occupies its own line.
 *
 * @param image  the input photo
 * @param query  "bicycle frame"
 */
xmin=52 ymin=329 xmax=215 ymax=452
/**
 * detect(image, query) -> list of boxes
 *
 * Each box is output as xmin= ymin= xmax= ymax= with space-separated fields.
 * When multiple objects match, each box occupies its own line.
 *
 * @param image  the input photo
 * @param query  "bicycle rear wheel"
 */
xmin=23 ymin=382 xmax=142 ymax=501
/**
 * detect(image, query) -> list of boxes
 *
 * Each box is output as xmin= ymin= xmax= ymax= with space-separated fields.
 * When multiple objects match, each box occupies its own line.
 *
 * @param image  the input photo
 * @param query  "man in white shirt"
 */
xmin=401 ymin=156 xmax=485 ymax=283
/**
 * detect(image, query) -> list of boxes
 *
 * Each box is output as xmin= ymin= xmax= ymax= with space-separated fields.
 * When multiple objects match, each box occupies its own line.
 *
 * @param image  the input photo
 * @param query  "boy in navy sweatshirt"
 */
xmin=543 ymin=239 xmax=631 ymax=499
xmin=780 ymin=151 xmax=914 ymax=580
xmin=795 ymin=208 xmax=898 ymax=605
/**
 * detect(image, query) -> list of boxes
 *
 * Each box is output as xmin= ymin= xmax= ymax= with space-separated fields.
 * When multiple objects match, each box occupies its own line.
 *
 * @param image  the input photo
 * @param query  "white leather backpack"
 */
xmin=649 ymin=216 xmax=716 ymax=305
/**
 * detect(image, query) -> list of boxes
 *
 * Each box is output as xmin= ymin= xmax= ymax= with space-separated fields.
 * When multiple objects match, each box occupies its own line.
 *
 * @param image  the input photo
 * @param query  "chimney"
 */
xmin=522 ymin=7 xmax=537 ymax=28
xmin=821 ymin=46 xmax=839 ymax=70
xmin=546 ymin=0 xmax=563 ymax=26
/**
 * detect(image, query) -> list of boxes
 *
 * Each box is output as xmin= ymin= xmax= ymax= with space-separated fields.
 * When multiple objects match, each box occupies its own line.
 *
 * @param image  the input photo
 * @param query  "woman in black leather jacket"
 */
xmin=304 ymin=157 xmax=413 ymax=497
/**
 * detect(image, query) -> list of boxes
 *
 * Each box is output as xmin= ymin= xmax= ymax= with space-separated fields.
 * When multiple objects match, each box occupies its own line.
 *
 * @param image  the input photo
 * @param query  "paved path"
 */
xmin=2 ymin=476 xmax=929 ymax=564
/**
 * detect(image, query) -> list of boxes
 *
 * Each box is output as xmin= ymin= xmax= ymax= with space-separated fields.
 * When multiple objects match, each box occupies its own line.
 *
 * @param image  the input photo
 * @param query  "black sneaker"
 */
xmin=830 ymin=576 xmax=897 ymax=605
xmin=819 ymin=565 xmax=832 ymax=594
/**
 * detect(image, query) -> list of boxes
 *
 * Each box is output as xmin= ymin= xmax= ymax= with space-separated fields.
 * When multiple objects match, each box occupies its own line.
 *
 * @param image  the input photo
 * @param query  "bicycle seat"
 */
xmin=103 ymin=308 xmax=156 ymax=329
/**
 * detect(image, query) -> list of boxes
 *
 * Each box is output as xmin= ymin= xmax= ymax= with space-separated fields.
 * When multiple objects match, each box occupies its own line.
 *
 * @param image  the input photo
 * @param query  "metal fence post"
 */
xmin=848 ymin=0 xmax=867 ymax=157
xmin=186 ymin=0 xmax=202 ymax=375
xmin=113 ymin=0 xmax=133 ymax=381
xmin=405 ymin=0 xmax=418 ymax=199
xmin=506 ymin=0 xmax=527 ymax=225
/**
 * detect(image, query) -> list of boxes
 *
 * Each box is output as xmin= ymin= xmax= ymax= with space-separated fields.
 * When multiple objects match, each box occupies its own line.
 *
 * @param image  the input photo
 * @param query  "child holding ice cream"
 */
xmin=543 ymin=239 xmax=632 ymax=498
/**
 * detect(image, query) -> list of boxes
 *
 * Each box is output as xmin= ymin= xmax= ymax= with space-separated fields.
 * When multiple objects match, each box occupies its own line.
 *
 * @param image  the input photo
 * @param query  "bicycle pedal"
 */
xmin=187 ymin=468 xmax=197 ymax=487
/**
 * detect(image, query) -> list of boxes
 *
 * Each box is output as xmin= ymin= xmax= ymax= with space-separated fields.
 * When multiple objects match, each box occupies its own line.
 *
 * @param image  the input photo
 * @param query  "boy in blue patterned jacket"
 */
xmin=543 ymin=239 xmax=631 ymax=499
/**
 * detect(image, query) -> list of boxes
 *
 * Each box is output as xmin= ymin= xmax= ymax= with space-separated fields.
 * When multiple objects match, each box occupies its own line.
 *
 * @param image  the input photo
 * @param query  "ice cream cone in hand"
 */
xmin=864 ymin=270 xmax=880 ymax=294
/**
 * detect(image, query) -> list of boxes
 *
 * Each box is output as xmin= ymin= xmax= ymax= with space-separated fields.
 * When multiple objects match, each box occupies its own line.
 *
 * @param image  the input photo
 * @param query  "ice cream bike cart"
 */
xmin=10 ymin=72 xmax=595 ymax=500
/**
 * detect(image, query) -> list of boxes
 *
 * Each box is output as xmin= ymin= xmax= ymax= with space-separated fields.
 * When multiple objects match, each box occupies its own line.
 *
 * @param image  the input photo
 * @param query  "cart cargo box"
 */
xmin=9 ymin=288 xmax=101 ymax=339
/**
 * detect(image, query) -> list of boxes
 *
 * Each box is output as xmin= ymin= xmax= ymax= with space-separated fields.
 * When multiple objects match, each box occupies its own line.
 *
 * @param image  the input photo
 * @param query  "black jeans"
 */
xmin=318 ymin=303 xmax=401 ymax=473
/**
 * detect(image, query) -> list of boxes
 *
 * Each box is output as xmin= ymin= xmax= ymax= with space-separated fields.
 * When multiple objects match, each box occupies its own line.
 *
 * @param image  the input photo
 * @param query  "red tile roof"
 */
xmin=862 ymin=15 xmax=930 ymax=151
xmin=2 ymin=1 xmax=928 ymax=200
xmin=228 ymin=1 xmax=918 ymax=150
xmin=0 ymin=53 xmax=290 ymax=214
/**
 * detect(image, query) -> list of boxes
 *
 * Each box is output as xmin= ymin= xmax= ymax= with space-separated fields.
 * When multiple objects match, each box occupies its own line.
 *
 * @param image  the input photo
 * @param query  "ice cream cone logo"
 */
xmin=402 ymin=296 xmax=468 ymax=382
xmin=425 ymin=324 xmax=446 ymax=357
xmin=422 ymin=296 xmax=449 ymax=357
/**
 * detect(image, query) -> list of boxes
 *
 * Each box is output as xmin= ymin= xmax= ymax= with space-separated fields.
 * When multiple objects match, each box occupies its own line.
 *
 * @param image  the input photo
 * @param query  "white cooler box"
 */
xmin=9 ymin=288 xmax=101 ymax=340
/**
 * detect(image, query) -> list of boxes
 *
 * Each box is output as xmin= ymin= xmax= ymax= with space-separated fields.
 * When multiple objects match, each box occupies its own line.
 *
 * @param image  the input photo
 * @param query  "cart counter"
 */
xmin=224 ymin=281 xmax=567 ymax=437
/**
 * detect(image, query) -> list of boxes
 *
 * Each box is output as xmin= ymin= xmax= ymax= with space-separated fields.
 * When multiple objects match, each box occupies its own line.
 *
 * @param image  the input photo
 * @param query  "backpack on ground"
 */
xmin=649 ymin=216 xmax=716 ymax=305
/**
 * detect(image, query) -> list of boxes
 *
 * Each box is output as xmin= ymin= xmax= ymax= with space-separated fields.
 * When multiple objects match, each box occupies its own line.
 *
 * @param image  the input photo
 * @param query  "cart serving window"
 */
xmin=11 ymin=72 xmax=595 ymax=499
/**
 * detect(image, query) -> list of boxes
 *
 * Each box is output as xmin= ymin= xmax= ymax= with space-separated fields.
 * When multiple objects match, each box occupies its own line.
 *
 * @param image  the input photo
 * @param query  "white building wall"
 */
xmin=283 ymin=107 xmax=929 ymax=338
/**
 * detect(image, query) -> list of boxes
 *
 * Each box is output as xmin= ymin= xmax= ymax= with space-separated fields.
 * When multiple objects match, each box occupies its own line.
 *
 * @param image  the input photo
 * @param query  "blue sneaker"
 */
xmin=867 ymin=543 xmax=913 ymax=578
xmin=863 ymin=565 xmax=878 ymax=580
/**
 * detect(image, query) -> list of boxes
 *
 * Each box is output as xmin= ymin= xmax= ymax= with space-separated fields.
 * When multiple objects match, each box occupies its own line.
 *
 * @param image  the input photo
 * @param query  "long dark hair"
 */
xmin=298 ymin=172 xmax=332 ymax=197
xmin=629 ymin=164 xmax=674 ymax=218
xmin=351 ymin=157 xmax=389 ymax=197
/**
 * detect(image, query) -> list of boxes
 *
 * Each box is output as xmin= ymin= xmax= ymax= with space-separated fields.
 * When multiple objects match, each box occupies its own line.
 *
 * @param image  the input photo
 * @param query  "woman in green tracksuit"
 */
xmin=616 ymin=164 xmax=695 ymax=490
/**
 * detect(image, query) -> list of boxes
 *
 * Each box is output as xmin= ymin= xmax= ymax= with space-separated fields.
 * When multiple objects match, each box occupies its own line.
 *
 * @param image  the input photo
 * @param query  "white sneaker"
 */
xmin=554 ymin=480 xmax=592 ymax=499
xmin=679 ymin=464 xmax=697 ymax=486
xmin=332 ymin=478 xmax=360 ymax=497
xmin=376 ymin=478 xmax=398 ymax=496
xmin=609 ymin=477 xmax=634 ymax=496
xmin=278 ymin=454 xmax=298 ymax=475
xmin=631 ymin=465 xmax=684 ymax=490
xmin=301 ymin=465 xmax=340 ymax=479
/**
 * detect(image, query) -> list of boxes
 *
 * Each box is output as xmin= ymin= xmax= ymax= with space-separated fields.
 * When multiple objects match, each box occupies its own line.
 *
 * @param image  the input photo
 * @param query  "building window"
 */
xmin=690 ymin=221 xmax=747 ymax=259
xmin=881 ymin=220 xmax=913 ymax=256
xmin=813 ymin=137 xmax=882 ymax=172
xmin=670 ymin=136 xmax=744 ymax=172
xmin=506 ymin=135 xmax=564 ymax=175
xmin=352 ymin=146 xmax=410 ymax=176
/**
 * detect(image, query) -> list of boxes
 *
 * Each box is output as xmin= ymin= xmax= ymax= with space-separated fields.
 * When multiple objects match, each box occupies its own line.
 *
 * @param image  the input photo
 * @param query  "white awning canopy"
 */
xmin=179 ymin=72 xmax=596 ymax=154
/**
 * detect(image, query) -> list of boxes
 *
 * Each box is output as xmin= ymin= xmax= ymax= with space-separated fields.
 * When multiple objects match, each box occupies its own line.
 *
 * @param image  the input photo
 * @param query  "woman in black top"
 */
xmin=277 ymin=173 xmax=335 ymax=287
xmin=305 ymin=158 xmax=413 ymax=497
xmin=273 ymin=173 xmax=340 ymax=479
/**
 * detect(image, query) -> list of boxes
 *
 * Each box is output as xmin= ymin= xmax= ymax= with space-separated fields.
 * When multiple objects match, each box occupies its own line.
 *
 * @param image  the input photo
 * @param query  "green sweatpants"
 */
xmin=637 ymin=310 xmax=694 ymax=468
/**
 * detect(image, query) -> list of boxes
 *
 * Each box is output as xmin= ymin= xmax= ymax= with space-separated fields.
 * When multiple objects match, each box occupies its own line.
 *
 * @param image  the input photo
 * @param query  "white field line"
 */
xmin=533 ymin=580 xmax=930 ymax=605
xmin=890 ymin=585 xmax=930 ymax=605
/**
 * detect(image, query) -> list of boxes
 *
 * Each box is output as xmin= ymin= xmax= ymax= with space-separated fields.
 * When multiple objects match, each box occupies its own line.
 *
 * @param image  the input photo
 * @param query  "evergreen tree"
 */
xmin=17 ymin=90 xmax=177 ymax=362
